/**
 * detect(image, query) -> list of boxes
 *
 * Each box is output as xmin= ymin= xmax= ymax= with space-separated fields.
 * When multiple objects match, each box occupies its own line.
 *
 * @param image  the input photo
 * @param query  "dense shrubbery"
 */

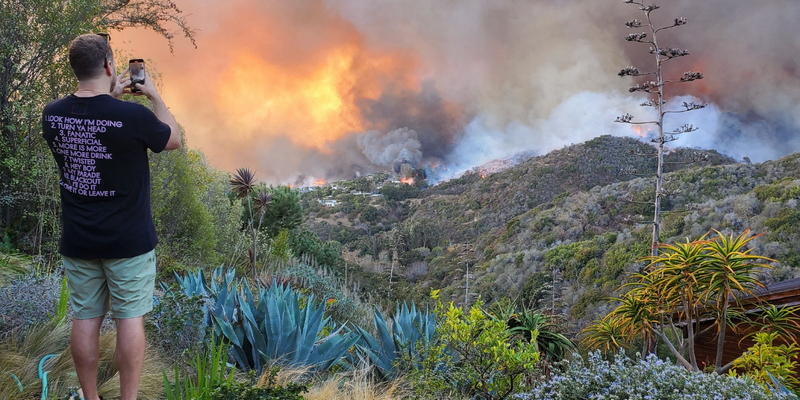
xmin=0 ymin=273 xmax=67 ymax=337
xmin=146 ymin=291 xmax=209 ymax=364
xmin=517 ymin=352 xmax=792 ymax=400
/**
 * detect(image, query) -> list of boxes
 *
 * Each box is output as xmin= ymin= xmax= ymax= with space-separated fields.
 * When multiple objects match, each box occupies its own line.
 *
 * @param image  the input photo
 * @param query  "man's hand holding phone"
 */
xmin=130 ymin=72 xmax=160 ymax=100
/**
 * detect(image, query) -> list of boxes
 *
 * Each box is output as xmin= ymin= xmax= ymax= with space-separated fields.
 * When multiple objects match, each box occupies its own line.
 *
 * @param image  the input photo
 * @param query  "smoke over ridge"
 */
xmin=118 ymin=0 xmax=800 ymax=184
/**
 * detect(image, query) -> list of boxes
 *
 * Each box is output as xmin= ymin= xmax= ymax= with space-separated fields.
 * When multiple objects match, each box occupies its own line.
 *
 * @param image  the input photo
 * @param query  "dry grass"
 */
xmin=305 ymin=376 xmax=405 ymax=400
xmin=259 ymin=365 xmax=407 ymax=400
xmin=0 ymin=321 xmax=167 ymax=399
xmin=0 ymin=252 xmax=31 ymax=284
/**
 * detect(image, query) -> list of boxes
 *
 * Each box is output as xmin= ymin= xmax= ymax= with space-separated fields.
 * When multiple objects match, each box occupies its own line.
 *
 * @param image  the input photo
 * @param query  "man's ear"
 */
xmin=105 ymin=59 xmax=115 ymax=77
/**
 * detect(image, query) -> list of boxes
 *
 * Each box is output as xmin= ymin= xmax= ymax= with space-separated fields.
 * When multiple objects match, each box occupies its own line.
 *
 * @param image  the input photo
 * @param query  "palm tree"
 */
xmin=584 ymin=230 xmax=774 ymax=373
xmin=701 ymin=229 xmax=774 ymax=373
xmin=230 ymin=168 xmax=258 ymax=276
xmin=640 ymin=238 xmax=710 ymax=370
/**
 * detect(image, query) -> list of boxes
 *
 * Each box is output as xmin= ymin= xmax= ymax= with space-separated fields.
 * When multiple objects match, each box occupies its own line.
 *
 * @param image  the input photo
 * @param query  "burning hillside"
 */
xmin=119 ymin=0 xmax=800 ymax=184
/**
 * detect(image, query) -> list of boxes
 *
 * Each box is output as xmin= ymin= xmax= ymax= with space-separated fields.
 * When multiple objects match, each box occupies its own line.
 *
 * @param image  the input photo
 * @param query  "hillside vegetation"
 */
xmin=305 ymin=135 xmax=800 ymax=330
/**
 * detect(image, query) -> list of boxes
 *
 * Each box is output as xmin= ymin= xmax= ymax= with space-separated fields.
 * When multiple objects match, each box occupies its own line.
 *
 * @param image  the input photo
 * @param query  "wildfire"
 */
xmin=635 ymin=126 xmax=645 ymax=138
xmin=400 ymin=177 xmax=415 ymax=185
xmin=215 ymin=44 xmax=418 ymax=150
xmin=481 ymin=174 xmax=486 ymax=179
xmin=313 ymin=179 xmax=327 ymax=186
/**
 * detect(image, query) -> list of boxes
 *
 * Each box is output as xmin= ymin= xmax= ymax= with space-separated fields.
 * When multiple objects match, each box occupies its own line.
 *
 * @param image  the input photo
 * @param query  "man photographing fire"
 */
xmin=41 ymin=33 xmax=181 ymax=400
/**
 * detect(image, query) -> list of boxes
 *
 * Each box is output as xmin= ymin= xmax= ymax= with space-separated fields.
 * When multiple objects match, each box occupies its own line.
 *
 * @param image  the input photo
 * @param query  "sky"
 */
xmin=117 ymin=0 xmax=800 ymax=185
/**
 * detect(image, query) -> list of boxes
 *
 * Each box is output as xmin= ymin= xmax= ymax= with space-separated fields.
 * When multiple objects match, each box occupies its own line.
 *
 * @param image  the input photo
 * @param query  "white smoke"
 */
xmin=429 ymin=91 xmax=648 ymax=182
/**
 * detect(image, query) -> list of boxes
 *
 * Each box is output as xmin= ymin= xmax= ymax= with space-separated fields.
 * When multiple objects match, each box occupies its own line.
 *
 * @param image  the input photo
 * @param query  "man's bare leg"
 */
xmin=71 ymin=317 xmax=104 ymax=400
xmin=116 ymin=317 xmax=145 ymax=400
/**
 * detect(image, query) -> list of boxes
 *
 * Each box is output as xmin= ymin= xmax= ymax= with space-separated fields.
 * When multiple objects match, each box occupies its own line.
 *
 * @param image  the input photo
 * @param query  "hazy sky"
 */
xmin=118 ymin=0 xmax=800 ymax=184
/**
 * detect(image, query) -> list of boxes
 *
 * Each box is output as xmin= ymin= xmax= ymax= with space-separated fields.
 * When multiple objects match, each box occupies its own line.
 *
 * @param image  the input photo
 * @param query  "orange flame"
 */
xmin=400 ymin=177 xmax=415 ymax=185
xmin=313 ymin=179 xmax=327 ymax=186
xmin=635 ymin=126 xmax=645 ymax=138
xmin=215 ymin=45 xmax=419 ymax=150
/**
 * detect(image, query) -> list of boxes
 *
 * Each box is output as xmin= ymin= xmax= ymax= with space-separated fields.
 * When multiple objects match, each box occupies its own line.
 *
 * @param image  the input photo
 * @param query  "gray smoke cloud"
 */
xmin=358 ymin=128 xmax=422 ymax=167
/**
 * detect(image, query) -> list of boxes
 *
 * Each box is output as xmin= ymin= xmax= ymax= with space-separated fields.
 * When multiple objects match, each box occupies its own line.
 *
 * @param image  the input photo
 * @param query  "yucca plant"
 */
xmin=702 ymin=229 xmax=775 ymax=373
xmin=735 ymin=304 xmax=800 ymax=344
xmin=211 ymin=279 xmax=359 ymax=374
xmin=582 ymin=314 xmax=628 ymax=354
xmin=357 ymin=303 xmax=442 ymax=380
xmin=584 ymin=230 xmax=774 ymax=373
xmin=507 ymin=308 xmax=575 ymax=362
xmin=230 ymin=167 xmax=260 ymax=278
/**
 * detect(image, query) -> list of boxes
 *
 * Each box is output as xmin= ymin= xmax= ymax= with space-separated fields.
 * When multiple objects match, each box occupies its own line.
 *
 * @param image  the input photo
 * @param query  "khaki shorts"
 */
xmin=62 ymin=249 xmax=156 ymax=320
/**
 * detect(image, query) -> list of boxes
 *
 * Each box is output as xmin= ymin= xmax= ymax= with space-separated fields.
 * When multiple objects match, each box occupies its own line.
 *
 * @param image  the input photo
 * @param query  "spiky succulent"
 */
xmin=211 ymin=279 xmax=359 ymax=374
xmin=230 ymin=167 xmax=256 ymax=198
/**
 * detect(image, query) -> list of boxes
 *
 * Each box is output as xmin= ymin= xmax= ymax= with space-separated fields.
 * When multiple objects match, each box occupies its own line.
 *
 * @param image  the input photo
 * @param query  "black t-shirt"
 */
xmin=42 ymin=94 xmax=171 ymax=259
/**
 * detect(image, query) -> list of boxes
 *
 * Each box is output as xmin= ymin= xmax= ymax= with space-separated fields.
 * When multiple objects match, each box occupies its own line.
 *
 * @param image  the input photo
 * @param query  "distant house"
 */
xmin=318 ymin=199 xmax=338 ymax=207
xmin=370 ymin=193 xmax=383 ymax=198
xmin=689 ymin=278 xmax=800 ymax=369
xmin=298 ymin=187 xmax=313 ymax=194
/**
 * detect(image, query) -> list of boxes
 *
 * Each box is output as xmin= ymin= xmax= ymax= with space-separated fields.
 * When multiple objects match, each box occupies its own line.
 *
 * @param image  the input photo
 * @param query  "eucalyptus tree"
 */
xmin=614 ymin=1 xmax=706 ymax=256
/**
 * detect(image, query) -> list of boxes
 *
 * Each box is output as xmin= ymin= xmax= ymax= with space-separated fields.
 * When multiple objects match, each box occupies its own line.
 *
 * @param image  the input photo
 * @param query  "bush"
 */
xmin=211 ymin=382 xmax=306 ymax=400
xmin=517 ymin=352 xmax=794 ymax=400
xmin=439 ymin=297 xmax=540 ymax=399
xmin=211 ymin=368 xmax=307 ymax=400
xmin=730 ymin=332 xmax=800 ymax=392
xmin=146 ymin=291 xmax=208 ymax=363
xmin=0 ymin=273 xmax=66 ymax=338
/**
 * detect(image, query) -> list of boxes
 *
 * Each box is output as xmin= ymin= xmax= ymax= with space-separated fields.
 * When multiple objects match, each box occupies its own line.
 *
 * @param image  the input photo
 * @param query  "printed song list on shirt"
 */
xmin=45 ymin=115 xmax=120 ymax=197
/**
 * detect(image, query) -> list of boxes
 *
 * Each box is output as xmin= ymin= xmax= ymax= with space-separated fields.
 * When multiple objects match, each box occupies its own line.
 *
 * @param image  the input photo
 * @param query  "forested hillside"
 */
xmin=305 ymin=135 xmax=800 ymax=331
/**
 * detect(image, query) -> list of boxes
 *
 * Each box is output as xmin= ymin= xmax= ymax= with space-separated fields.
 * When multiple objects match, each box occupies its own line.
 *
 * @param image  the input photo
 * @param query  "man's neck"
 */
xmin=74 ymin=80 xmax=110 ymax=98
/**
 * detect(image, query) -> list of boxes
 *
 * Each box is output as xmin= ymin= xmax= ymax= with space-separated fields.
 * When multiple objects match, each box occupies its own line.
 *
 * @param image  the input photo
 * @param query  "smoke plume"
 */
xmin=117 ymin=0 xmax=800 ymax=184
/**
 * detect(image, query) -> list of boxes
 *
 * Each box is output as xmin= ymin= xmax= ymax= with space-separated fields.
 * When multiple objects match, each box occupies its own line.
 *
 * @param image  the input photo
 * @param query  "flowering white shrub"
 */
xmin=515 ymin=352 xmax=796 ymax=400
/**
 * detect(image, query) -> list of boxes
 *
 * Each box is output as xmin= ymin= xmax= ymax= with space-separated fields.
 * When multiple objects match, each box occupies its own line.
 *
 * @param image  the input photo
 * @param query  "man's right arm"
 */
xmin=133 ymin=73 xmax=181 ymax=151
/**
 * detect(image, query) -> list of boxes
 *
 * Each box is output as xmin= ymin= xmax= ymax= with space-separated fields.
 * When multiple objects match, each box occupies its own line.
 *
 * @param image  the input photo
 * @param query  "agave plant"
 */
xmin=172 ymin=269 xmax=209 ymax=297
xmin=211 ymin=279 xmax=359 ymax=374
xmin=357 ymin=302 xmax=443 ymax=380
xmin=160 ymin=267 xmax=236 ymax=328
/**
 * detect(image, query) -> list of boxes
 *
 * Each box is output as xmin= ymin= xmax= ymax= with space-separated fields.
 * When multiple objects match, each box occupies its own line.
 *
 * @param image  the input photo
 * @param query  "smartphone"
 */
xmin=129 ymin=59 xmax=145 ymax=93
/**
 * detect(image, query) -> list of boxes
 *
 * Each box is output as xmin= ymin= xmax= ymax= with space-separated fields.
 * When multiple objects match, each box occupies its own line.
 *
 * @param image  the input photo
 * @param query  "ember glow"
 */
xmin=313 ymin=179 xmax=327 ymax=186
xmin=400 ymin=177 xmax=415 ymax=185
